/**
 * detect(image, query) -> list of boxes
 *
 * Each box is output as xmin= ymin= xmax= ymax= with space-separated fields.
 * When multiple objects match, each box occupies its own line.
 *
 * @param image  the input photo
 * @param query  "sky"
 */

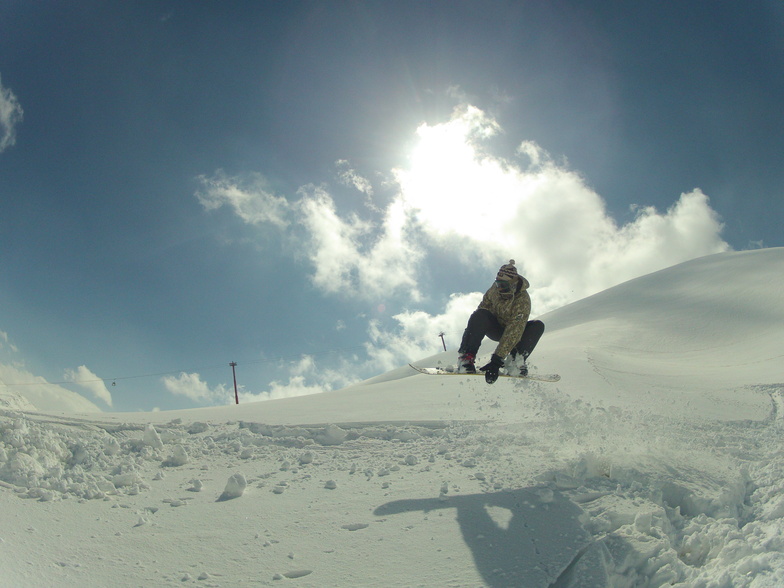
xmin=0 ymin=1 xmax=782 ymax=412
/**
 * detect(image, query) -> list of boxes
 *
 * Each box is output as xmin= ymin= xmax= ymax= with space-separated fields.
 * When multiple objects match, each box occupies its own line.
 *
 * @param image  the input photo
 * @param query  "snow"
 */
xmin=1 ymin=248 xmax=784 ymax=587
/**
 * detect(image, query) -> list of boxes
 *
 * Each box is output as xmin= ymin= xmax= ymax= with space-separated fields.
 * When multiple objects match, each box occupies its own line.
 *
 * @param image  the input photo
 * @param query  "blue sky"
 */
xmin=1 ymin=1 xmax=782 ymax=412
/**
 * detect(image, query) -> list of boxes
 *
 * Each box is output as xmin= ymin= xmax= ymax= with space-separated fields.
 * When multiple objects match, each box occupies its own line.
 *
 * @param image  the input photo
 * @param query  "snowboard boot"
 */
xmin=457 ymin=352 xmax=477 ymax=374
xmin=505 ymin=350 xmax=529 ymax=377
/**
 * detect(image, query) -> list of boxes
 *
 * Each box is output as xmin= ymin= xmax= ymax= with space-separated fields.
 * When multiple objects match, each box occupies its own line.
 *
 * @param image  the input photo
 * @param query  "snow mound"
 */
xmin=0 ymin=390 xmax=37 ymax=411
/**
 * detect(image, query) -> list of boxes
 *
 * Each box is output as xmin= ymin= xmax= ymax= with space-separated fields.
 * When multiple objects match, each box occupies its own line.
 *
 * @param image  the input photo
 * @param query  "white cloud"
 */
xmin=296 ymin=184 xmax=424 ymax=300
xmin=162 ymin=372 xmax=233 ymax=405
xmin=163 ymin=356 xmax=356 ymax=407
xmin=335 ymin=159 xmax=374 ymax=197
xmin=393 ymin=105 xmax=729 ymax=312
xmin=0 ymin=74 xmax=23 ymax=153
xmin=198 ymin=103 xmax=727 ymax=313
xmin=195 ymin=170 xmax=290 ymax=228
xmin=196 ymin=169 xmax=424 ymax=301
xmin=262 ymin=376 xmax=329 ymax=402
xmin=296 ymin=185 xmax=373 ymax=294
xmin=0 ymin=330 xmax=19 ymax=354
xmin=366 ymin=292 xmax=482 ymax=372
xmin=63 ymin=365 xmax=113 ymax=407
xmin=254 ymin=354 xmax=355 ymax=402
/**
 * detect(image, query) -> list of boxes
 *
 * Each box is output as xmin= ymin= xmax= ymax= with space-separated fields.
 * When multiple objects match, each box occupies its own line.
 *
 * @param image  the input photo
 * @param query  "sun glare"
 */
xmin=395 ymin=109 xmax=519 ymax=249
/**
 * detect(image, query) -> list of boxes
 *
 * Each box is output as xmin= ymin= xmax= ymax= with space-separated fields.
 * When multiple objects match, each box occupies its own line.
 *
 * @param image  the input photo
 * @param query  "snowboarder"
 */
xmin=457 ymin=260 xmax=545 ymax=383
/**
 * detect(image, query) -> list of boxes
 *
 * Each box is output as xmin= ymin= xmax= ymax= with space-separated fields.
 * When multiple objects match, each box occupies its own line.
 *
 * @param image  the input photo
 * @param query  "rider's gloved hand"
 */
xmin=480 ymin=354 xmax=504 ymax=384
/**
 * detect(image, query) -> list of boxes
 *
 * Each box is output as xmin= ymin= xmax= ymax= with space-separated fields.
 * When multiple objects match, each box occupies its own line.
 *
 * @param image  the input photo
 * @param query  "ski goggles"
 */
xmin=495 ymin=279 xmax=514 ymax=293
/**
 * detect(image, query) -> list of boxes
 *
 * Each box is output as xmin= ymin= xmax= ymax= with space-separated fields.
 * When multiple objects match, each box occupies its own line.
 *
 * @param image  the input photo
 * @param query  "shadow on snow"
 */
xmin=375 ymin=487 xmax=609 ymax=587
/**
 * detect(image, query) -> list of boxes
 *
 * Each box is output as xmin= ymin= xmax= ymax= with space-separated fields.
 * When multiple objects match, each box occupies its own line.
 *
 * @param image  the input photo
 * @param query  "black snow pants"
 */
xmin=458 ymin=309 xmax=545 ymax=360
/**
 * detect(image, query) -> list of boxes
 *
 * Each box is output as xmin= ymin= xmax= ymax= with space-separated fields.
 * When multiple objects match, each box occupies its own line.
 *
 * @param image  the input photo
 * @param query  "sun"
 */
xmin=394 ymin=107 xmax=519 ymax=247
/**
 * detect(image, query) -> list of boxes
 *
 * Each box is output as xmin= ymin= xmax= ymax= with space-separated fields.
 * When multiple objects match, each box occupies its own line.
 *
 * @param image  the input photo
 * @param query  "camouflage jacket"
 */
xmin=478 ymin=275 xmax=531 ymax=358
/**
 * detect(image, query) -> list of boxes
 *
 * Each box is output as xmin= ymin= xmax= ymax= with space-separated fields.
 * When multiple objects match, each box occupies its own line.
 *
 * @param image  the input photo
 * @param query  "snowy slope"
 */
xmin=1 ymin=248 xmax=783 ymax=587
xmin=536 ymin=247 xmax=783 ymax=422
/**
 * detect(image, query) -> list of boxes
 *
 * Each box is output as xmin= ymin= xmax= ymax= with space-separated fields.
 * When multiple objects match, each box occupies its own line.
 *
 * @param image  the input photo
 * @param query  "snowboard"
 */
xmin=409 ymin=364 xmax=560 ymax=383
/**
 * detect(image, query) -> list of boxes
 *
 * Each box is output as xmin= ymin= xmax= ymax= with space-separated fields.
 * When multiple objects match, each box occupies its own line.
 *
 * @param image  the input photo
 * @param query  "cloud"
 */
xmin=366 ymin=292 xmax=482 ymax=372
xmin=63 ymin=365 xmax=113 ymax=407
xmin=196 ymin=169 xmax=425 ymax=300
xmin=163 ymin=356 xmax=356 ymax=406
xmin=0 ymin=330 xmax=19 ymax=354
xmin=335 ymin=159 xmax=374 ymax=197
xmin=198 ymin=103 xmax=727 ymax=313
xmin=260 ymin=354 xmax=356 ymax=401
xmin=261 ymin=376 xmax=329 ymax=402
xmin=0 ymin=363 xmax=102 ymax=413
xmin=393 ymin=105 xmax=729 ymax=312
xmin=0 ymin=74 xmax=24 ymax=153
xmin=296 ymin=185 xmax=424 ymax=300
xmin=162 ymin=372 xmax=233 ymax=405
xmin=195 ymin=170 xmax=290 ymax=228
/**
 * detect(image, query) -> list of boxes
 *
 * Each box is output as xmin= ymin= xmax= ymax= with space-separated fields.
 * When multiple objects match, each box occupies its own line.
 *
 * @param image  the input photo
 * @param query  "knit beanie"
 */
xmin=496 ymin=259 xmax=519 ymax=282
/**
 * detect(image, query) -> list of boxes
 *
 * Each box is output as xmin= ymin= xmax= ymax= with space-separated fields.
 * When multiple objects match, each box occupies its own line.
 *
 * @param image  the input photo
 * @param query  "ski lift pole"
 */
xmin=438 ymin=332 xmax=447 ymax=352
xmin=230 ymin=361 xmax=239 ymax=404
